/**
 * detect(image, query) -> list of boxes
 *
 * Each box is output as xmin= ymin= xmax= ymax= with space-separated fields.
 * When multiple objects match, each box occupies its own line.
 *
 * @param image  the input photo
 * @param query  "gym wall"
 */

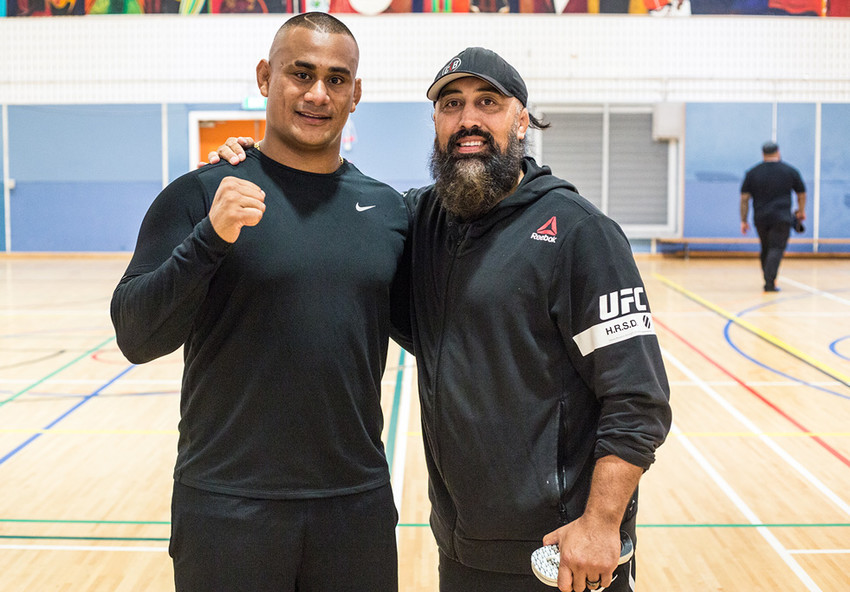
xmin=1 ymin=15 xmax=849 ymax=252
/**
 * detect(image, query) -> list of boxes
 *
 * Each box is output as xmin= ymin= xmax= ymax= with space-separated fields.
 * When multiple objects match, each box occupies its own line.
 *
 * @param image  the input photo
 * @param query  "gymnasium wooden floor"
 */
xmin=1 ymin=254 xmax=848 ymax=591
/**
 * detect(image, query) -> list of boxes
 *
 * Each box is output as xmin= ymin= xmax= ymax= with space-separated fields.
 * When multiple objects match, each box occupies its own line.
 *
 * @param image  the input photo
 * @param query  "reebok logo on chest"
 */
xmin=530 ymin=216 xmax=558 ymax=243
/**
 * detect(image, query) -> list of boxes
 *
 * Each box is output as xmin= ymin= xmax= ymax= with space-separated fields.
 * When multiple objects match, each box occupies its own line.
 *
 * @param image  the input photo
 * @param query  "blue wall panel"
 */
xmin=684 ymin=103 xmax=773 ymax=238
xmin=8 ymin=104 xmax=163 ymax=251
xmin=341 ymin=102 xmax=434 ymax=193
xmin=0 ymin=110 xmax=5 ymax=252
xmin=776 ymin=103 xmax=816 ymax=186
xmin=9 ymin=105 xmax=161 ymax=182
xmin=681 ymin=102 xmax=838 ymax=252
xmin=776 ymin=102 xmax=816 ymax=250
xmin=10 ymin=182 xmax=159 ymax=252
xmin=820 ymin=104 xmax=850 ymax=240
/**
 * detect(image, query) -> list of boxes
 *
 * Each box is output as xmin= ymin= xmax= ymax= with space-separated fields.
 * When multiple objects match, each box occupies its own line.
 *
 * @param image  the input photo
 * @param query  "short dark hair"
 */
xmin=762 ymin=141 xmax=779 ymax=155
xmin=280 ymin=12 xmax=356 ymax=41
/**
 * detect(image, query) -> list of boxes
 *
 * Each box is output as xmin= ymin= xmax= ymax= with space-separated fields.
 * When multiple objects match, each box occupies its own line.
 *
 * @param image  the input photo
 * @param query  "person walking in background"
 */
xmin=111 ymin=13 xmax=411 ymax=592
xmin=740 ymin=141 xmax=806 ymax=292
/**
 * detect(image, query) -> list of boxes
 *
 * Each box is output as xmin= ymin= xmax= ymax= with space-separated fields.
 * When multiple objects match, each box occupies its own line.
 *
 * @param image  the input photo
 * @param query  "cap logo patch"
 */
xmin=442 ymin=57 xmax=462 ymax=76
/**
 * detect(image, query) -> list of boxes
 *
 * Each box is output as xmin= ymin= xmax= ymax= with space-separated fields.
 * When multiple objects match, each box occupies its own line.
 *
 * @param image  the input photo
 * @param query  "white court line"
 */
xmin=0 ymin=310 xmax=108 ymax=316
xmin=668 ymin=380 xmax=842 ymax=388
xmin=0 ymin=379 xmax=177 ymax=385
xmin=788 ymin=549 xmax=850 ymax=555
xmin=392 ymin=352 xmax=416 ymax=524
xmin=663 ymin=348 xmax=850 ymax=518
xmin=0 ymin=544 xmax=166 ymax=552
xmin=782 ymin=277 xmax=850 ymax=307
xmin=656 ymin=310 xmax=850 ymax=318
xmin=741 ymin=312 xmax=850 ymax=319
xmin=671 ymin=422 xmax=822 ymax=592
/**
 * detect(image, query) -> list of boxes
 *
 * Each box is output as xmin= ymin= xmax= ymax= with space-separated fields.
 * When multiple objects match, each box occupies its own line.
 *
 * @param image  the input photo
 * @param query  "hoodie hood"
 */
xmin=461 ymin=156 xmax=580 ymax=238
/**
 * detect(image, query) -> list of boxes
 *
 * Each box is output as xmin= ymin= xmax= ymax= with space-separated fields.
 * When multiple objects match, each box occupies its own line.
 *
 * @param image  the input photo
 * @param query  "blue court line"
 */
xmin=385 ymin=348 xmax=407 ymax=474
xmin=830 ymin=335 xmax=850 ymax=362
xmin=0 ymin=365 xmax=135 ymax=467
xmin=0 ymin=336 xmax=116 ymax=408
xmin=723 ymin=299 xmax=850 ymax=401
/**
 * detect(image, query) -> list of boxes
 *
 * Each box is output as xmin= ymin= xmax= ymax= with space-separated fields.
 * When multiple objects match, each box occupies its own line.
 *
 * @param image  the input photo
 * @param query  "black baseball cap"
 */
xmin=762 ymin=141 xmax=779 ymax=154
xmin=427 ymin=47 xmax=528 ymax=107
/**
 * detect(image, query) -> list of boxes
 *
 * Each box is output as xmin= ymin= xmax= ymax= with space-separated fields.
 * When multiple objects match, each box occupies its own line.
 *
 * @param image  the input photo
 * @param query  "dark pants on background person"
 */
xmin=170 ymin=481 xmax=398 ymax=592
xmin=755 ymin=221 xmax=791 ymax=290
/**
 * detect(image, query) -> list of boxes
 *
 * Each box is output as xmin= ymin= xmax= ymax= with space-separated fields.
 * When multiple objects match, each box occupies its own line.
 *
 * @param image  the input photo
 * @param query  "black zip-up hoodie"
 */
xmin=407 ymin=157 xmax=671 ymax=574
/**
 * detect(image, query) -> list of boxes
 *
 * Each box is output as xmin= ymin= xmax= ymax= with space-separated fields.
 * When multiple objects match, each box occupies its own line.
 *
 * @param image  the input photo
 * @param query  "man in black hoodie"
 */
xmin=211 ymin=47 xmax=671 ymax=592
xmin=406 ymin=48 xmax=672 ymax=592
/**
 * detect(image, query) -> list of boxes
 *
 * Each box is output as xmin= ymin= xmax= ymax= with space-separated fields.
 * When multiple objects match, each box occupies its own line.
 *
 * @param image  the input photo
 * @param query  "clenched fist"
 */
xmin=208 ymin=176 xmax=266 ymax=244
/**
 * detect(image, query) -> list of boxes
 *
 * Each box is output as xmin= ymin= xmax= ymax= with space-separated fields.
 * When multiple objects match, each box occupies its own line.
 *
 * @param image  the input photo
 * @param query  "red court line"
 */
xmin=655 ymin=317 xmax=850 ymax=470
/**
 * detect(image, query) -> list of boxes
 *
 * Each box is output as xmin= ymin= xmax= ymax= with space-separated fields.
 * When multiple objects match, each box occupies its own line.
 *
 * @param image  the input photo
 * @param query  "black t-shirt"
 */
xmin=741 ymin=160 xmax=805 ymax=225
xmin=111 ymin=149 xmax=411 ymax=499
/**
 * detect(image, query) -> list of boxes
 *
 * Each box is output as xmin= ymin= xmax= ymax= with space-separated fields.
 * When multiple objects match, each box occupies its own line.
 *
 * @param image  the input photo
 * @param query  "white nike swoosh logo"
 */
xmin=356 ymin=203 xmax=376 ymax=212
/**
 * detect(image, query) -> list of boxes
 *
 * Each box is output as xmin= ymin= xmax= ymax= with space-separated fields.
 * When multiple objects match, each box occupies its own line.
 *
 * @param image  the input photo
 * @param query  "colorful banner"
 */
xmin=3 ymin=0 xmax=847 ymax=14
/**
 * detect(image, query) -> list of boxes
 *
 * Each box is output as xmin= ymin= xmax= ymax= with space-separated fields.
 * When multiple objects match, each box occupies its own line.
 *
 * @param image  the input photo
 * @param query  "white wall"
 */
xmin=1 ymin=14 xmax=849 ymax=106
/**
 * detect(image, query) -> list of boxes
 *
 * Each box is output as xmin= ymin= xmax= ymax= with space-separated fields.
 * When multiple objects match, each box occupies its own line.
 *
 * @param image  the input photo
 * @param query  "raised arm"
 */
xmin=111 ymin=174 xmax=264 ymax=363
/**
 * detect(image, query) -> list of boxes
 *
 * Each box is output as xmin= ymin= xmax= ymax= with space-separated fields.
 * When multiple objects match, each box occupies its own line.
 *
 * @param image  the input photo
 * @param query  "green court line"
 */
xmin=385 ymin=348 xmax=407 ymax=475
xmin=2 ymin=522 xmax=846 ymax=543
xmin=0 ymin=336 xmax=117 ymax=408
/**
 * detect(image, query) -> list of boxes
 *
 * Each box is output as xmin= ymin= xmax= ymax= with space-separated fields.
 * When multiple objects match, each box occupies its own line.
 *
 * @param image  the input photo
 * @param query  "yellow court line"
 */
xmin=653 ymin=273 xmax=850 ymax=388
xmin=0 ymin=428 xmax=177 ymax=435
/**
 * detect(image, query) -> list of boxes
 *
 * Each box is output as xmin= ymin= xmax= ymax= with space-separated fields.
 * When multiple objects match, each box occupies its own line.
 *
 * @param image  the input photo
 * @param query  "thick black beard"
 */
xmin=429 ymin=126 xmax=525 ymax=221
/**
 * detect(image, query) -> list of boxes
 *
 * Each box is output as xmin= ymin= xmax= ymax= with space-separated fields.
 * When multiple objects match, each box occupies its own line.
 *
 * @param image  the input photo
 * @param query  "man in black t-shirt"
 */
xmin=111 ymin=13 xmax=411 ymax=592
xmin=740 ymin=141 xmax=807 ymax=292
